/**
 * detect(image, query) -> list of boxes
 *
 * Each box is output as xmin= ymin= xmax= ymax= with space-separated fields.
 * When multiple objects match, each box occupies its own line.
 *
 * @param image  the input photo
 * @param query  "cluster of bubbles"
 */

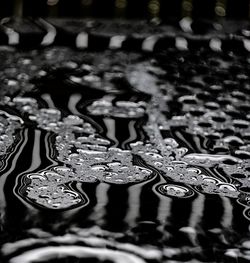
xmin=69 ymin=62 xmax=130 ymax=93
xmin=130 ymin=133 xmax=239 ymax=198
xmin=0 ymin=110 xmax=23 ymax=156
xmin=56 ymin=133 xmax=153 ymax=185
xmin=10 ymin=97 xmax=153 ymax=184
xmin=41 ymin=49 xmax=143 ymax=94
xmin=2 ymin=48 xmax=250 ymax=212
xmin=217 ymin=161 xmax=250 ymax=206
xmin=220 ymin=161 xmax=250 ymax=188
xmin=160 ymin=161 xmax=238 ymax=198
xmin=147 ymin=53 xmax=250 ymax=166
xmin=8 ymin=96 xmax=155 ymax=208
xmin=87 ymin=100 xmax=146 ymax=118
xmin=3 ymin=45 xmax=250 ymax=263
xmin=0 ymin=48 xmax=142 ymax=100
xmin=22 ymin=168 xmax=88 ymax=209
xmin=10 ymin=97 xmax=95 ymax=134
xmin=0 ymin=52 xmax=37 ymax=98
xmin=125 ymin=59 xmax=250 ymax=201
xmin=167 ymin=107 xmax=250 ymax=157
xmin=9 ymin=56 xmax=247 ymax=207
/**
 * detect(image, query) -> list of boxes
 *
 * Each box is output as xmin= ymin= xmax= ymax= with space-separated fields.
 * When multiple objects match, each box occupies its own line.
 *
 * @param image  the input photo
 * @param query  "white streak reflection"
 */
xmin=9 ymin=246 xmax=146 ymax=263
xmin=68 ymin=93 xmax=82 ymax=115
xmin=221 ymin=196 xmax=233 ymax=228
xmin=91 ymin=183 xmax=110 ymax=224
xmin=188 ymin=194 xmax=205 ymax=228
xmin=0 ymin=129 xmax=28 ymax=208
xmin=41 ymin=93 xmax=56 ymax=109
xmin=104 ymin=117 xmax=119 ymax=147
xmin=125 ymin=184 xmax=142 ymax=226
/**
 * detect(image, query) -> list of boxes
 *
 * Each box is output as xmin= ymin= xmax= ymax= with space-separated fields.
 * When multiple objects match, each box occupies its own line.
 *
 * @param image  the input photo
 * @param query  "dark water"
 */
xmin=1 ymin=47 xmax=250 ymax=262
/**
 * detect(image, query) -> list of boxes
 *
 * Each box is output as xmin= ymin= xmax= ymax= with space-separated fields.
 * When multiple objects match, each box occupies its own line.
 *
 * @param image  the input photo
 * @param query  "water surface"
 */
xmin=1 ymin=47 xmax=250 ymax=262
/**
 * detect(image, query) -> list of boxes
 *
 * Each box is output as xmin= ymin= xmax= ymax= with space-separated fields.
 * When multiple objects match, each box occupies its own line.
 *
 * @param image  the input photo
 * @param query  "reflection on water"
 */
xmin=1 ymin=47 xmax=250 ymax=262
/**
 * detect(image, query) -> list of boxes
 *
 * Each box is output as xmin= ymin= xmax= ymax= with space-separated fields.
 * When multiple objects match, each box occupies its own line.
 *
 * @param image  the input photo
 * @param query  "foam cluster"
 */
xmin=23 ymin=168 xmax=87 ymax=209
xmin=0 ymin=110 xmax=23 ymax=155
xmin=87 ymin=100 xmax=146 ymax=118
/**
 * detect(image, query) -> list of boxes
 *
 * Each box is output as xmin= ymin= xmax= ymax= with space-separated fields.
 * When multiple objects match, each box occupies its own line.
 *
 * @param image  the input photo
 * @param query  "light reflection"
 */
xmin=47 ymin=0 xmax=59 ymax=6
xmin=115 ymin=0 xmax=127 ymax=9
xmin=182 ymin=0 xmax=193 ymax=17
xmin=215 ymin=0 xmax=226 ymax=17
xmin=183 ymin=0 xmax=192 ymax=12
xmin=81 ymin=0 xmax=93 ymax=6
xmin=148 ymin=0 xmax=160 ymax=17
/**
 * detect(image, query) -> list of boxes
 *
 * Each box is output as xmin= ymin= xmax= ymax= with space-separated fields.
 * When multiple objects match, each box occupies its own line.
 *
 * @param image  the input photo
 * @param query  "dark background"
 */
xmin=1 ymin=0 xmax=250 ymax=20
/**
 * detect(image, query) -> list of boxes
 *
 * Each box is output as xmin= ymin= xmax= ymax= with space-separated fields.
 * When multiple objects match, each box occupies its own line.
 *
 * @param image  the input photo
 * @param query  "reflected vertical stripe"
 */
xmin=91 ymin=183 xmax=110 ymax=224
xmin=39 ymin=18 xmax=57 ymax=46
xmin=0 ymin=18 xmax=19 ymax=45
xmin=103 ymin=118 xmax=119 ymax=147
xmin=68 ymin=93 xmax=82 ymax=115
xmin=23 ymin=130 xmax=41 ymax=174
xmin=109 ymin=35 xmax=126 ymax=49
xmin=0 ymin=129 xmax=28 ymax=208
xmin=188 ymin=194 xmax=205 ymax=228
xmin=41 ymin=94 xmax=57 ymax=109
xmin=44 ymin=133 xmax=58 ymax=166
xmin=156 ymin=177 xmax=173 ymax=224
xmin=125 ymin=184 xmax=142 ymax=226
xmin=76 ymin=32 xmax=88 ymax=49
xmin=142 ymin=36 xmax=159 ymax=52
xmin=157 ymin=196 xmax=172 ymax=224
xmin=122 ymin=120 xmax=137 ymax=148
xmin=221 ymin=196 xmax=233 ymax=228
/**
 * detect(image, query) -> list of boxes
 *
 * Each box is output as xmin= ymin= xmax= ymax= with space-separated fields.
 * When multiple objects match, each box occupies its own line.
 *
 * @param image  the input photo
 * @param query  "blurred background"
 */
xmin=1 ymin=0 xmax=250 ymax=21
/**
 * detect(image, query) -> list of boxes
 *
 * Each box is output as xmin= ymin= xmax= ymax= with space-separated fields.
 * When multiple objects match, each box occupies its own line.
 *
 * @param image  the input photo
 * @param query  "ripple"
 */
xmin=8 ymin=246 xmax=147 ymax=263
xmin=1 ymin=227 xmax=161 ymax=263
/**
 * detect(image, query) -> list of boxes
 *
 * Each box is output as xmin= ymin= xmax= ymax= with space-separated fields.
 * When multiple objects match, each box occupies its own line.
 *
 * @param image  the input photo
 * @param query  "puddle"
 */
xmin=1 ymin=47 xmax=250 ymax=262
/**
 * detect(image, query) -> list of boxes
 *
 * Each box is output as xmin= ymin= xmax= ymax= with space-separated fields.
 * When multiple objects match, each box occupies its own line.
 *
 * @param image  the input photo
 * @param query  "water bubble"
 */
xmin=218 ymin=183 xmax=237 ymax=192
xmin=163 ymin=138 xmax=179 ymax=148
xmin=157 ymin=184 xmax=194 ymax=198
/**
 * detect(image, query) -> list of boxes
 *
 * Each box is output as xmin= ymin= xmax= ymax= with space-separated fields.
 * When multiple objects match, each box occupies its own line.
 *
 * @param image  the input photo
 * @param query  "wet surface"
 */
xmin=1 ymin=47 xmax=250 ymax=262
